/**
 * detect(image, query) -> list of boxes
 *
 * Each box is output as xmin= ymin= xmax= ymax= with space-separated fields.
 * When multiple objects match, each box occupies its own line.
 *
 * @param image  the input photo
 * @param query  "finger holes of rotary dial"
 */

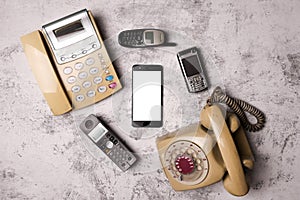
xmin=165 ymin=141 xmax=209 ymax=185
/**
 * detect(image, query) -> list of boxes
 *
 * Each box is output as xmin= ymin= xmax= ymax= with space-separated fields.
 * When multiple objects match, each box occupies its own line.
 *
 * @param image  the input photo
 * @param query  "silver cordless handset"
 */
xmin=80 ymin=114 xmax=137 ymax=171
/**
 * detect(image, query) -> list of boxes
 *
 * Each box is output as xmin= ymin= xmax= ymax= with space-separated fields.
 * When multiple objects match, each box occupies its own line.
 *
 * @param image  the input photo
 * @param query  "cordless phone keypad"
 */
xmin=188 ymin=74 xmax=208 ymax=92
xmin=59 ymin=49 xmax=121 ymax=109
xmin=120 ymin=30 xmax=144 ymax=46
xmin=98 ymin=133 xmax=136 ymax=171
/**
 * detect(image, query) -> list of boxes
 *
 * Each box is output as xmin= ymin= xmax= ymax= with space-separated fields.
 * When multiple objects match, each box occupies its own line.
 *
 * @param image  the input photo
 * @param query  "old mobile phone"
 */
xmin=177 ymin=47 xmax=208 ymax=93
xmin=80 ymin=114 xmax=137 ymax=171
xmin=132 ymin=65 xmax=163 ymax=127
xmin=118 ymin=29 xmax=165 ymax=48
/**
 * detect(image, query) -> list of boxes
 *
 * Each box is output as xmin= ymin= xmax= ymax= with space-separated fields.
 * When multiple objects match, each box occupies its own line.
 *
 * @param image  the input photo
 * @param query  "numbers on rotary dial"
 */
xmin=164 ymin=141 xmax=209 ymax=185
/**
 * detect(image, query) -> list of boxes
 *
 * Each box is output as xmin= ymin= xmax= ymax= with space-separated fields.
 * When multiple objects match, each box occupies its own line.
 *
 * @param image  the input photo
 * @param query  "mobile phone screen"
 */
xmin=182 ymin=55 xmax=201 ymax=76
xmin=132 ymin=65 xmax=163 ymax=127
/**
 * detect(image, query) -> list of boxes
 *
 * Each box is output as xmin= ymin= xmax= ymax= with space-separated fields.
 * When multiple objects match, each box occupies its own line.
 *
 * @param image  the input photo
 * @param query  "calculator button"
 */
xmin=106 ymin=141 xmax=114 ymax=149
xmin=85 ymin=58 xmax=95 ymax=65
xmin=108 ymin=82 xmax=117 ymax=89
xmin=87 ymin=90 xmax=96 ymax=97
xmin=71 ymin=85 xmax=81 ymax=93
xmin=98 ymin=86 xmax=107 ymax=93
xmin=63 ymin=67 xmax=73 ymax=75
xmin=74 ymin=62 xmax=84 ymax=70
xmin=105 ymin=75 xmax=114 ymax=81
xmin=82 ymin=81 xmax=92 ymax=88
xmin=76 ymin=95 xmax=85 ymax=102
xmin=67 ymin=76 xmax=76 ymax=84
xmin=60 ymin=56 xmax=66 ymax=61
xmin=82 ymin=50 xmax=87 ymax=54
xmin=89 ymin=67 xmax=99 ymax=75
xmin=78 ymin=72 xmax=88 ymax=79
xmin=94 ymin=76 xmax=103 ymax=84
xmin=71 ymin=54 xmax=77 ymax=58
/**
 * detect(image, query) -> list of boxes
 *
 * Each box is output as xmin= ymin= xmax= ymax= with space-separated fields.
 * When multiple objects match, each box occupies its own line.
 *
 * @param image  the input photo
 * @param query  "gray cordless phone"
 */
xmin=80 ymin=114 xmax=137 ymax=171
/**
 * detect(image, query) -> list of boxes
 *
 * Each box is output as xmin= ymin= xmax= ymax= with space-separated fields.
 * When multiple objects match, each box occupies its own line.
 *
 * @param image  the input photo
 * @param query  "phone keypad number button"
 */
xmin=87 ymin=90 xmax=96 ymax=97
xmin=67 ymin=76 xmax=76 ymax=84
xmin=85 ymin=58 xmax=95 ymax=66
xmin=78 ymin=72 xmax=88 ymax=79
xmin=63 ymin=67 xmax=73 ymax=75
xmin=74 ymin=62 xmax=84 ymax=70
xmin=98 ymin=86 xmax=107 ymax=93
xmin=94 ymin=76 xmax=103 ymax=84
xmin=82 ymin=81 xmax=92 ymax=88
xmin=76 ymin=95 xmax=85 ymax=102
xmin=71 ymin=85 xmax=81 ymax=93
xmin=89 ymin=67 xmax=99 ymax=75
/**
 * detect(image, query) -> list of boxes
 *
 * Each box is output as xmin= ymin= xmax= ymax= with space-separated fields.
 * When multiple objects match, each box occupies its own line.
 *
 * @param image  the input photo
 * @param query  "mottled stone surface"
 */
xmin=1 ymin=0 xmax=299 ymax=199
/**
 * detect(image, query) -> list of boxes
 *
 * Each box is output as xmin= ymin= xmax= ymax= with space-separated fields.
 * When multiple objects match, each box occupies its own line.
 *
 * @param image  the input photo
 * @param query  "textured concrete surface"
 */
xmin=1 ymin=0 xmax=300 ymax=199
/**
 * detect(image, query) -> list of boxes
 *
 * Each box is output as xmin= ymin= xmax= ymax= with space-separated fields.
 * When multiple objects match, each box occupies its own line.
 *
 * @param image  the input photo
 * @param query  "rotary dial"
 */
xmin=164 ymin=140 xmax=209 ymax=185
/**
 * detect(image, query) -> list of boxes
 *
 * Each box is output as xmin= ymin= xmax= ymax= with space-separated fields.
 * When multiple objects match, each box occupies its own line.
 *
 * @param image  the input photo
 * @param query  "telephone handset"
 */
xmin=20 ymin=9 xmax=122 ymax=115
xmin=156 ymin=104 xmax=255 ymax=196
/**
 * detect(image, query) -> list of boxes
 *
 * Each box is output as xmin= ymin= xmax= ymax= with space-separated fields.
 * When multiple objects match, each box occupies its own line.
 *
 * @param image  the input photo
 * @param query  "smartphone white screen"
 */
xmin=133 ymin=71 xmax=162 ymax=121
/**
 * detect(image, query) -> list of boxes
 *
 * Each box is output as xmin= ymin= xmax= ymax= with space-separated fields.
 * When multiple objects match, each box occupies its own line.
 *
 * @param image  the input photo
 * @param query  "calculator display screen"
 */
xmin=182 ymin=55 xmax=201 ymax=76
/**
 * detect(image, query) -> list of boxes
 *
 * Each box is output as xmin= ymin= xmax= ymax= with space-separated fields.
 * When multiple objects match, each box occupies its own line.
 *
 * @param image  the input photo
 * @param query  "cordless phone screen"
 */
xmin=88 ymin=123 xmax=108 ymax=143
xmin=182 ymin=55 xmax=201 ymax=76
xmin=132 ymin=71 xmax=162 ymax=121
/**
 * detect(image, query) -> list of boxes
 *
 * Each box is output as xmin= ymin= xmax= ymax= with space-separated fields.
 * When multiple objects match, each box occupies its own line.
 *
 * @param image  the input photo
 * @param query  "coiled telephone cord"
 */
xmin=207 ymin=87 xmax=266 ymax=132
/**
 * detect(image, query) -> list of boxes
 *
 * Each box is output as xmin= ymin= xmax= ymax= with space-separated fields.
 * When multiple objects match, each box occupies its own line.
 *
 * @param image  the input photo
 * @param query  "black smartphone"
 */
xmin=132 ymin=65 xmax=163 ymax=127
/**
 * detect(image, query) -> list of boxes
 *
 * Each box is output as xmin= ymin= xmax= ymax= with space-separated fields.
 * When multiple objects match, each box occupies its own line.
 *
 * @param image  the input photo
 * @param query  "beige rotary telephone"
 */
xmin=20 ymin=9 xmax=122 ymax=115
xmin=156 ymin=87 xmax=265 ymax=196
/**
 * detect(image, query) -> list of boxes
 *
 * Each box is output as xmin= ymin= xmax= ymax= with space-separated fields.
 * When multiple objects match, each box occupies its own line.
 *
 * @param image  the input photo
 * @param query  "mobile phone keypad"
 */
xmin=188 ymin=74 xmax=208 ymax=92
xmin=120 ymin=30 xmax=144 ymax=46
